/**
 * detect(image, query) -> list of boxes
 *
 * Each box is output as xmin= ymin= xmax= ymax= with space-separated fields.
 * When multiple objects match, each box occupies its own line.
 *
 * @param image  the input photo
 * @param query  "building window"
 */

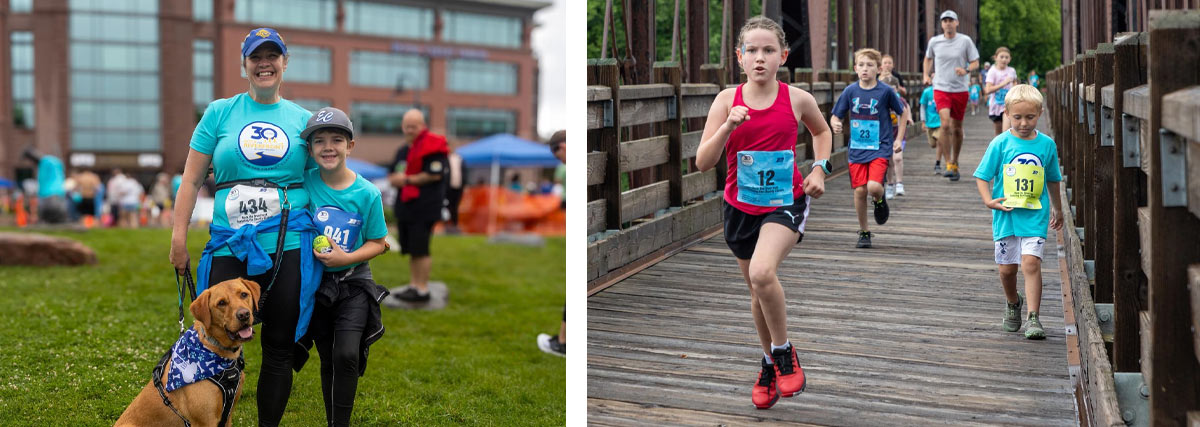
xmin=351 ymin=102 xmax=426 ymax=135
xmin=194 ymin=39 xmax=214 ymax=121
xmin=193 ymin=0 xmax=212 ymax=21
xmin=284 ymin=45 xmax=331 ymax=84
xmin=290 ymin=98 xmax=331 ymax=113
xmin=10 ymin=0 xmax=32 ymax=13
xmin=235 ymin=0 xmax=335 ymax=31
xmin=350 ymin=50 xmax=428 ymax=90
xmin=69 ymin=0 xmax=160 ymax=152
xmin=345 ymin=1 xmax=433 ymax=40
xmin=447 ymin=59 xmax=517 ymax=95
xmin=447 ymin=108 xmax=514 ymax=140
xmin=11 ymin=32 xmax=33 ymax=128
xmin=443 ymin=11 xmax=522 ymax=48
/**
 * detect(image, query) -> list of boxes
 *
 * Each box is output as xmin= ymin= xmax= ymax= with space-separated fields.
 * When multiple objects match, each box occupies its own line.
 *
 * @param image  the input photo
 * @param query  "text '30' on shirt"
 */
xmin=305 ymin=169 xmax=389 ymax=272
xmin=190 ymin=93 xmax=314 ymax=256
xmin=723 ymin=81 xmax=804 ymax=216
xmin=832 ymin=81 xmax=908 ymax=164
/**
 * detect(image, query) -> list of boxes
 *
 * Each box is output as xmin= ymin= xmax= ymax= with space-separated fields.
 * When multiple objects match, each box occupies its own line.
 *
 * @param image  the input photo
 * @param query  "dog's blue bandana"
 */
xmin=165 ymin=327 xmax=237 ymax=392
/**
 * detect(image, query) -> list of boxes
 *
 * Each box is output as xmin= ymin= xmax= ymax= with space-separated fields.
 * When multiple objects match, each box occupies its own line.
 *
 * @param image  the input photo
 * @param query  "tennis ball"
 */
xmin=313 ymin=235 xmax=333 ymax=254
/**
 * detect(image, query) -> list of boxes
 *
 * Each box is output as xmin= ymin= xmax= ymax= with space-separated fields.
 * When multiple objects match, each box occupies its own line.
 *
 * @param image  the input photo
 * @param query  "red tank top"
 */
xmin=724 ymin=81 xmax=804 ymax=215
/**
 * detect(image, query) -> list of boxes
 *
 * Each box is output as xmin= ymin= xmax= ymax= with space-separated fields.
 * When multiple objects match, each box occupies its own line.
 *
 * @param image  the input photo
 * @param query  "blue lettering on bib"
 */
xmin=849 ymin=119 xmax=880 ymax=150
xmin=314 ymin=206 xmax=363 ymax=252
xmin=736 ymin=150 xmax=794 ymax=207
xmin=995 ymin=88 xmax=1009 ymax=106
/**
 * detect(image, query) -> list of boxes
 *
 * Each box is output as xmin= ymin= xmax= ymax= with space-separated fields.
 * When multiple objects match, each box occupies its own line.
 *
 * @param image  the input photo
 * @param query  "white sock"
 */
xmin=770 ymin=341 xmax=791 ymax=354
xmin=763 ymin=352 xmax=774 ymax=364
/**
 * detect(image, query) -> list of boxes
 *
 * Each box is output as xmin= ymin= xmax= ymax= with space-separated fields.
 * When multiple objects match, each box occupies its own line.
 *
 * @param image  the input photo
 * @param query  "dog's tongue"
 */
xmin=237 ymin=326 xmax=254 ymax=340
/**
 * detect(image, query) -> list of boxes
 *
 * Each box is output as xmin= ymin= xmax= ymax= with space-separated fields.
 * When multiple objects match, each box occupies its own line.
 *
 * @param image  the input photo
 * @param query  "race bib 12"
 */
xmin=736 ymin=150 xmax=794 ymax=207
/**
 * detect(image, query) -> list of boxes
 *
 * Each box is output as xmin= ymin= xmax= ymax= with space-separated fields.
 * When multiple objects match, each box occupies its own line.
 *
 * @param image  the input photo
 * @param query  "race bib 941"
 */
xmin=314 ymin=206 xmax=364 ymax=252
xmin=1002 ymin=163 xmax=1044 ymax=209
xmin=225 ymin=185 xmax=281 ymax=228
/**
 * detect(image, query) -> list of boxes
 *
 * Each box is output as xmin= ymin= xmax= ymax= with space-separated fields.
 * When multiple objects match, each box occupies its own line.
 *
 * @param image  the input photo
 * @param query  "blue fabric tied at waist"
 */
xmin=196 ymin=209 xmax=324 ymax=342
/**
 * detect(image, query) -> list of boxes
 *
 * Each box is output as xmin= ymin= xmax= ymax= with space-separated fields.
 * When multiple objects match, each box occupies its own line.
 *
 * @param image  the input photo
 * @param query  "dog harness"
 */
xmin=152 ymin=327 xmax=245 ymax=427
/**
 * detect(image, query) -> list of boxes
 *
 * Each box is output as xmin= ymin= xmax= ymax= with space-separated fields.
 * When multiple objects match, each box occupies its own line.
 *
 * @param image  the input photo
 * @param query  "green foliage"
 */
xmin=978 ymin=0 xmax=1061 ymax=77
xmin=587 ymin=0 xmax=761 ymax=65
xmin=0 ymin=228 xmax=564 ymax=426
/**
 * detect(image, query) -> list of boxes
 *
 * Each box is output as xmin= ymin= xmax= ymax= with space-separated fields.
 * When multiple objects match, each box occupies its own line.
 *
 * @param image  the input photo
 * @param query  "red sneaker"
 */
xmin=772 ymin=345 xmax=807 ymax=397
xmin=752 ymin=359 xmax=780 ymax=409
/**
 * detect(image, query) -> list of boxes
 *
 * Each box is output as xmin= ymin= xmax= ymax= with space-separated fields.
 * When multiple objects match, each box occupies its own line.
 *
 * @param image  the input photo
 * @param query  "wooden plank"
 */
xmin=654 ymin=64 xmax=684 ymax=209
xmin=1141 ymin=309 xmax=1153 ymax=386
xmin=679 ymin=83 xmax=719 ymax=96
xmin=1091 ymin=45 xmax=1115 ymax=305
xmin=1191 ymin=264 xmax=1200 ymax=366
xmin=1101 ymin=84 xmax=1115 ymax=108
xmin=1086 ymin=84 xmax=1096 ymax=102
xmin=587 ymin=151 xmax=606 ymax=186
xmin=618 ymin=83 xmax=674 ymax=101
xmin=588 ymin=85 xmax=612 ymax=101
xmin=1123 ymin=84 xmax=1150 ymax=120
xmin=620 ymin=181 xmax=670 ymax=223
xmin=1111 ymin=31 xmax=1148 ymax=373
xmin=587 ymin=199 xmax=606 ymax=235
xmin=680 ymin=130 xmax=701 ymax=159
xmin=1191 ymin=140 xmax=1200 ymax=221
xmin=589 ymin=60 xmax=622 ymax=230
xmin=681 ymin=170 xmax=717 ymax=201
xmin=587 ymin=197 xmax=722 ymax=289
xmin=619 ymin=97 xmax=670 ymax=127
xmin=680 ymin=94 xmax=716 ymax=119
xmin=1161 ymin=86 xmax=1200 ymax=142
xmin=618 ymin=135 xmax=669 ymax=173
xmin=587 ymin=101 xmax=607 ymax=130
xmin=1137 ymin=206 xmax=1153 ymax=279
xmin=1140 ymin=117 xmax=1154 ymax=176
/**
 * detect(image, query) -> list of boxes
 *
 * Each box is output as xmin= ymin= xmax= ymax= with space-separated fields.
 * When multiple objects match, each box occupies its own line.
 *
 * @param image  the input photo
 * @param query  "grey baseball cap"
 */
xmin=940 ymin=10 xmax=958 ymax=21
xmin=301 ymin=107 xmax=354 ymax=141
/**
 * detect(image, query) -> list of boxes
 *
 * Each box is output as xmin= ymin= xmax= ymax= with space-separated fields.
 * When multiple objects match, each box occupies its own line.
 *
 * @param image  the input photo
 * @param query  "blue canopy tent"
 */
xmin=0 ymin=177 xmax=12 ymax=189
xmin=345 ymin=157 xmax=388 ymax=181
xmin=454 ymin=133 xmax=560 ymax=235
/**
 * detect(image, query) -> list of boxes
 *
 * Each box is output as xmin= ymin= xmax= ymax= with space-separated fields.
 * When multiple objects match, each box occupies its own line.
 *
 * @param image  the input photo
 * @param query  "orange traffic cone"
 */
xmin=83 ymin=214 xmax=95 ymax=228
xmin=14 ymin=194 xmax=27 ymax=227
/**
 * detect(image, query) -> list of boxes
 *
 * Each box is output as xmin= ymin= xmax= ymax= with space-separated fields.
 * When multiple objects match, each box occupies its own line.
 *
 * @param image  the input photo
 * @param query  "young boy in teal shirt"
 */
xmin=972 ymin=85 xmax=1064 ymax=340
xmin=300 ymin=107 xmax=390 ymax=425
xmin=919 ymin=72 xmax=946 ymax=173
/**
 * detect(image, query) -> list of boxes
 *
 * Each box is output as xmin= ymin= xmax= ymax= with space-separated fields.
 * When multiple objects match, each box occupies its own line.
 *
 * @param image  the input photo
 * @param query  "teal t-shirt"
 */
xmin=972 ymin=130 xmax=1062 ymax=240
xmin=190 ymin=93 xmax=314 ymax=256
xmin=37 ymin=156 xmax=65 ymax=198
xmin=919 ymin=87 xmax=941 ymax=129
xmin=305 ymin=169 xmax=388 ymax=272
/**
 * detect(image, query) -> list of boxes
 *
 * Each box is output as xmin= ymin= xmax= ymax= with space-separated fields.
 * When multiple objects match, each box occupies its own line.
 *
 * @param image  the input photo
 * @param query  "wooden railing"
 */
xmin=1047 ymin=10 xmax=1200 ymax=427
xmin=587 ymin=59 xmax=927 ymax=289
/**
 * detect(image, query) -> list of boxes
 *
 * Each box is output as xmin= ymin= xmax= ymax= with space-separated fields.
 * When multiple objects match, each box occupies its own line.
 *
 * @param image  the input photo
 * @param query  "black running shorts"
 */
xmin=989 ymin=114 xmax=1003 ymax=123
xmin=397 ymin=219 xmax=435 ymax=257
xmin=723 ymin=195 xmax=810 ymax=260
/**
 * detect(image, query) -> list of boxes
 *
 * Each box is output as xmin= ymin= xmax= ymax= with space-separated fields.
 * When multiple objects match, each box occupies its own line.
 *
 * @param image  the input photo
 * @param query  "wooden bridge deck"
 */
xmin=587 ymin=114 xmax=1078 ymax=426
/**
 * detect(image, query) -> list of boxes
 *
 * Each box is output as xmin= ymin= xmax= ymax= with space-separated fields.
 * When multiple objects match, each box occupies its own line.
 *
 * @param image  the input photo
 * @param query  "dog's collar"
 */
xmin=197 ymin=325 xmax=243 ymax=354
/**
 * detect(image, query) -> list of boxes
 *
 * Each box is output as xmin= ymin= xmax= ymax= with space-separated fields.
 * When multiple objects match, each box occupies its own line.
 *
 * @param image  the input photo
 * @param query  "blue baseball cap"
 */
xmin=241 ymin=27 xmax=287 ymax=57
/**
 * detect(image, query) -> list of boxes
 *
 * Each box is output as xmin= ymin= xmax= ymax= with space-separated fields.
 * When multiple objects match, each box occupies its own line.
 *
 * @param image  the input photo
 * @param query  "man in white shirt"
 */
xmin=923 ymin=10 xmax=980 ymax=182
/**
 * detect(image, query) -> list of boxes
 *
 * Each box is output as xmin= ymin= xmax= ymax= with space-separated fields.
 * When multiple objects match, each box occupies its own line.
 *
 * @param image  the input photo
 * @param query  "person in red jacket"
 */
xmin=387 ymin=109 xmax=449 ymax=302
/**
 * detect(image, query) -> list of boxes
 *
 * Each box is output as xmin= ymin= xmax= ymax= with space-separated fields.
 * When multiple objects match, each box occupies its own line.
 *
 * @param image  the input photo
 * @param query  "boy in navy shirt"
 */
xmin=300 ymin=107 xmax=391 ymax=425
xmin=830 ymin=48 xmax=910 ymax=248
xmin=972 ymin=85 xmax=1063 ymax=340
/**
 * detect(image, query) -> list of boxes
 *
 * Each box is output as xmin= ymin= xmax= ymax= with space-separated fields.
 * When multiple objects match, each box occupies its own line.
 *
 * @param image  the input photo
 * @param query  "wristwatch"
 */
xmin=812 ymin=159 xmax=832 ymax=175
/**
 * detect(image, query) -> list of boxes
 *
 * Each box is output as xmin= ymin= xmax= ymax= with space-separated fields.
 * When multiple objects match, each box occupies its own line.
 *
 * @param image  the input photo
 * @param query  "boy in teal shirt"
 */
xmin=919 ymin=73 xmax=946 ymax=173
xmin=300 ymin=107 xmax=390 ymax=425
xmin=972 ymin=85 xmax=1063 ymax=340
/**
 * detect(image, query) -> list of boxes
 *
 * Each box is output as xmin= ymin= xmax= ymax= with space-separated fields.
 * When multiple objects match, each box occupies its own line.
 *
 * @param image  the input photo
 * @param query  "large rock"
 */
xmin=383 ymin=282 xmax=449 ymax=311
xmin=0 ymin=232 xmax=97 ymax=266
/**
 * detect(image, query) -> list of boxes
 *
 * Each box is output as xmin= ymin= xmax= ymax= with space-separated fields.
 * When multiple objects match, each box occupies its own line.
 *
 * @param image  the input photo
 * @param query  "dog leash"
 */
xmin=175 ymin=270 xmax=197 ymax=335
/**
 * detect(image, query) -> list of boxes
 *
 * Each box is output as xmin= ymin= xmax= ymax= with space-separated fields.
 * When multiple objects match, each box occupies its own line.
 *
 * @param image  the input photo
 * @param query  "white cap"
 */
xmin=940 ymin=10 xmax=958 ymax=21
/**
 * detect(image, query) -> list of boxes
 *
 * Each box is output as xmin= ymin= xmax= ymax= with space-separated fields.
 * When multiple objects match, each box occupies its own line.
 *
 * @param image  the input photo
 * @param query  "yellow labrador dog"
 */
xmin=115 ymin=278 xmax=260 ymax=427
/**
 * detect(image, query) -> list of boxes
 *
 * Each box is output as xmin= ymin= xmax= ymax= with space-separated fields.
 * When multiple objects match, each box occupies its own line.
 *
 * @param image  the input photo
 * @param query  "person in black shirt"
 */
xmin=387 ymin=109 xmax=449 ymax=302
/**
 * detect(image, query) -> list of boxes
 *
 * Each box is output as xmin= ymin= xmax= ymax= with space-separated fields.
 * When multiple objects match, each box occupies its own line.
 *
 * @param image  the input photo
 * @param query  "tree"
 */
xmin=978 ymin=0 xmax=1061 ymax=78
xmin=587 ymin=0 xmax=762 ymax=64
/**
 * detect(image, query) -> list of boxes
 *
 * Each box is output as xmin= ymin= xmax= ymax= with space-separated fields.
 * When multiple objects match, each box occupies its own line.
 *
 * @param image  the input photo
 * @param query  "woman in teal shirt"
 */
xmin=168 ymin=27 xmax=321 ymax=425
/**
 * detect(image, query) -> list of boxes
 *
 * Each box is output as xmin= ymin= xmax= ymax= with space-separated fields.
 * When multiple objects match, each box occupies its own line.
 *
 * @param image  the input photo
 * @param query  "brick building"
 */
xmin=0 ymin=0 xmax=548 ymax=183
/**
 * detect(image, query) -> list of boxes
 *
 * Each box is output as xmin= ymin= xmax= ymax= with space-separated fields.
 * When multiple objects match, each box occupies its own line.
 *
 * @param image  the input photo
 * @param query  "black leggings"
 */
xmin=209 ymin=249 xmax=301 ymax=427
xmin=317 ymin=329 xmax=363 ymax=427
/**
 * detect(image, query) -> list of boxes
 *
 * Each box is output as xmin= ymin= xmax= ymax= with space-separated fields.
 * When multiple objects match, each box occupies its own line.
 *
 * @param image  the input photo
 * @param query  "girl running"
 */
xmin=984 ymin=47 xmax=1018 ymax=135
xmin=968 ymin=76 xmax=982 ymax=116
xmin=695 ymin=16 xmax=833 ymax=410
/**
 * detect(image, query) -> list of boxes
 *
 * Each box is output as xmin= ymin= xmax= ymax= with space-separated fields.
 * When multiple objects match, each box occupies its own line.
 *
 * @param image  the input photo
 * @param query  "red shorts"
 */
xmin=849 ymin=157 xmax=889 ymax=189
xmin=934 ymin=90 xmax=969 ymax=121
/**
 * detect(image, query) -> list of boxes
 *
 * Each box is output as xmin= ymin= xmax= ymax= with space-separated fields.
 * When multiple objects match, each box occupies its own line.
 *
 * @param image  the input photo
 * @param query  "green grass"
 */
xmin=0 ymin=228 xmax=564 ymax=426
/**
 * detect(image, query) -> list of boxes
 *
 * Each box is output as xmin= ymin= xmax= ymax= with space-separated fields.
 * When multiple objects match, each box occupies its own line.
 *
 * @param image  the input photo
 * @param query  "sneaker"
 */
xmin=942 ymin=163 xmax=956 ymax=178
xmin=856 ymin=230 xmax=872 ymax=248
xmin=393 ymin=285 xmax=432 ymax=302
xmin=934 ymin=161 xmax=942 ymax=174
xmin=752 ymin=358 xmax=780 ymax=409
xmin=771 ymin=345 xmax=807 ymax=397
xmin=885 ymin=184 xmax=896 ymax=200
xmin=895 ymin=183 xmax=906 ymax=196
xmin=1023 ymin=312 xmax=1046 ymax=340
xmin=873 ymin=197 xmax=889 ymax=225
xmin=537 ymin=333 xmax=566 ymax=357
xmin=1002 ymin=295 xmax=1024 ymax=332
xmin=948 ymin=169 xmax=960 ymax=181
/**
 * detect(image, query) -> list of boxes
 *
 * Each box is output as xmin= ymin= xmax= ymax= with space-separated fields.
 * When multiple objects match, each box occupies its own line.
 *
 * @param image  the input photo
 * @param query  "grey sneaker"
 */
xmin=1002 ymin=295 xmax=1023 ymax=332
xmin=537 ymin=333 xmax=566 ymax=356
xmin=856 ymin=230 xmax=872 ymax=248
xmin=1023 ymin=312 xmax=1046 ymax=340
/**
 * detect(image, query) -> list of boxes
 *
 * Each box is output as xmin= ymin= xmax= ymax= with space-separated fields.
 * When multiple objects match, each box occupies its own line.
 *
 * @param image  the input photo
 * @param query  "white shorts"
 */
xmin=994 ymin=236 xmax=1046 ymax=264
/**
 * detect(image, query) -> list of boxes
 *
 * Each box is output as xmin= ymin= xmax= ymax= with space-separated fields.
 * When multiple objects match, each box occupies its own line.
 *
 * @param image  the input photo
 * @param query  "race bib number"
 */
xmin=1002 ymin=163 xmax=1045 ymax=209
xmin=314 ymin=206 xmax=363 ymax=252
xmin=995 ymin=88 xmax=1010 ymax=106
xmin=736 ymin=150 xmax=794 ymax=207
xmin=849 ymin=119 xmax=880 ymax=150
xmin=225 ymin=185 xmax=281 ymax=228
